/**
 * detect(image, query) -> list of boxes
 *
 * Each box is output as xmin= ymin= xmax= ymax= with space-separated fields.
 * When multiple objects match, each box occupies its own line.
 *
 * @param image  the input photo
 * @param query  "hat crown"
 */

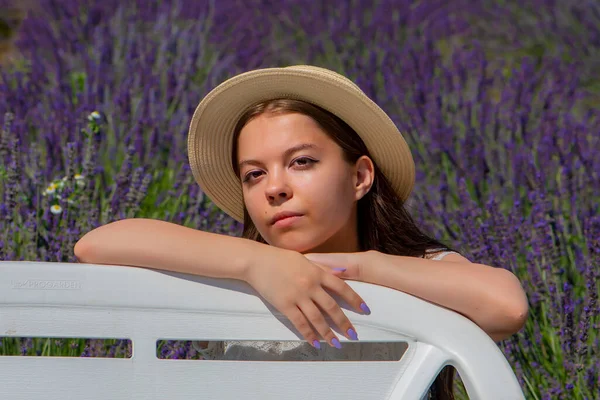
xmin=285 ymin=65 xmax=363 ymax=92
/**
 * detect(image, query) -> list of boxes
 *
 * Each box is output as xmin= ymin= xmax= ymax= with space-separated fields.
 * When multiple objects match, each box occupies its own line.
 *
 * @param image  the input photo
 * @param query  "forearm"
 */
xmin=74 ymin=218 xmax=266 ymax=280
xmin=360 ymin=251 xmax=528 ymax=339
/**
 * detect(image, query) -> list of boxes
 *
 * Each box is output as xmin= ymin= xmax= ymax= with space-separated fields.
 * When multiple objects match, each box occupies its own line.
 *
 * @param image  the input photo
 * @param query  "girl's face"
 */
xmin=236 ymin=112 xmax=373 ymax=253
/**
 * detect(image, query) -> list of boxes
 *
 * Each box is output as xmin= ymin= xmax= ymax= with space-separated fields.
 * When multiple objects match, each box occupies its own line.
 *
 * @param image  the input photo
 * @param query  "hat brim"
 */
xmin=187 ymin=66 xmax=415 ymax=223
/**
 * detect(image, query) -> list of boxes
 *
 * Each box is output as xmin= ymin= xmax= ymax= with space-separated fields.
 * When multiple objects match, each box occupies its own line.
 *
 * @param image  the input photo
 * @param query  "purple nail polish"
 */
xmin=347 ymin=328 xmax=358 ymax=340
xmin=312 ymin=340 xmax=321 ymax=349
xmin=333 ymin=267 xmax=346 ymax=272
xmin=360 ymin=302 xmax=371 ymax=314
xmin=331 ymin=338 xmax=342 ymax=349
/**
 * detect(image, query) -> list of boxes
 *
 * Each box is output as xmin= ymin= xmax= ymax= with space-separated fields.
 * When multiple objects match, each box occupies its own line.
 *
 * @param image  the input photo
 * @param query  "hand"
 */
xmin=243 ymin=247 xmax=370 ymax=349
xmin=304 ymin=251 xmax=367 ymax=281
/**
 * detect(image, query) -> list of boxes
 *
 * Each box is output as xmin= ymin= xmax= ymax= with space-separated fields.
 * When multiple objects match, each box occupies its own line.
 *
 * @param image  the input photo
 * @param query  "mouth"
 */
xmin=270 ymin=211 xmax=304 ymax=226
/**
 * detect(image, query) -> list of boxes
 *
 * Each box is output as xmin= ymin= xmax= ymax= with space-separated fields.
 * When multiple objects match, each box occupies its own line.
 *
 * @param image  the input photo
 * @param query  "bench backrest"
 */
xmin=0 ymin=261 xmax=525 ymax=399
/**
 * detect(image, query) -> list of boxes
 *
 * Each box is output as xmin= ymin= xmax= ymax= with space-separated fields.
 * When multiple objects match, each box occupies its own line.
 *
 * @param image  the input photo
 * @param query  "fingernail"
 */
xmin=333 ymin=267 xmax=346 ymax=271
xmin=360 ymin=302 xmax=371 ymax=314
xmin=331 ymin=338 xmax=342 ymax=349
xmin=347 ymin=328 xmax=358 ymax=340
xmin=312 ymin=340 xmax=321 ymax=349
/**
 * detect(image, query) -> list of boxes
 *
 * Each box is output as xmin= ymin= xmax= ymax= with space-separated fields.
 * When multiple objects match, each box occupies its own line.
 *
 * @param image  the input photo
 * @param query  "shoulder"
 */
xmin=423 ymin=248 xmax=471 ymax=263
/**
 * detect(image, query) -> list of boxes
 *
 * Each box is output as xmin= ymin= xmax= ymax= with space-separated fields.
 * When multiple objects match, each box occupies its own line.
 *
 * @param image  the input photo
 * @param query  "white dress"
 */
xmin=192 ymin=250 xmax=459 ymax=363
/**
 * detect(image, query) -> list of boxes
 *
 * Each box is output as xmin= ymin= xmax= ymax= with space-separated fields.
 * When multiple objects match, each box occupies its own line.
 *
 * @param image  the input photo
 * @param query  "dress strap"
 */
xmin=428 ymin=251 xmax=458 ymax=261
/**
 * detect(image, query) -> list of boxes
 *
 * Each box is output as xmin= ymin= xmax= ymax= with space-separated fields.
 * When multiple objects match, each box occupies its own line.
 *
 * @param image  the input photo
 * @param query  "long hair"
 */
xmin=231 ymin=98 xmax=457 ymax=399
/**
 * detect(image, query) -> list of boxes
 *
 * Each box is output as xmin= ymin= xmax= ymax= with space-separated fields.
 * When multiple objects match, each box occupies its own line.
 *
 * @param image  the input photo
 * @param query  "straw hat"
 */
xmin=187 ymin=65 xmax=415 ymax=223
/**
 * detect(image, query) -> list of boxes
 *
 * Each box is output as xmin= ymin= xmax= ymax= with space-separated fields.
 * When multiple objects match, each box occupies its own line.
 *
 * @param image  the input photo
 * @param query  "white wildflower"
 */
xmin=44 ymin=183 xmax=57 ymax=195
xmin=50 ymin=205 xmax=62 ymax=215
xmin=88 ymin=111 xmax=101 ymax=122
xmin=74 ymin=174 xmax=86 ymax=188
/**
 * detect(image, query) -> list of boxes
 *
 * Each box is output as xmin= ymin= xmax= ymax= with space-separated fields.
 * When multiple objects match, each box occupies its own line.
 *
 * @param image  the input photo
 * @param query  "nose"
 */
xmin=264 ymin=171 xmax=292 ymax=204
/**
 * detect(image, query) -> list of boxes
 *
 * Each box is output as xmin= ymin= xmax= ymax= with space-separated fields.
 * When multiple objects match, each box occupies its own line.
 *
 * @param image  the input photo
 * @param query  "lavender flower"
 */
xmin=0 ymin=1 xmax=598 ymax=398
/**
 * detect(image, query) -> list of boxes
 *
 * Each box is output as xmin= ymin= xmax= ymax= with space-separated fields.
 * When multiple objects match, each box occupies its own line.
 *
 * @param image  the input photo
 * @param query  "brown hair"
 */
xmin=231 ymin=98 xmax=457 ymax=399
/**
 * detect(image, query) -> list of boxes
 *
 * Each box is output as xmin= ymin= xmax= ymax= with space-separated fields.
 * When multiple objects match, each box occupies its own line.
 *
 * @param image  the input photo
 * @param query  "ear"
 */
xmin=353 ymin=155 xmax=374 ymax=201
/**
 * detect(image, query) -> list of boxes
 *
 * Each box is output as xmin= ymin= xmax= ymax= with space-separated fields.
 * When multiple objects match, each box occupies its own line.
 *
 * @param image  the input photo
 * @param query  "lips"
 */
xmin=270 ymin=211 xmax=304 ymax=225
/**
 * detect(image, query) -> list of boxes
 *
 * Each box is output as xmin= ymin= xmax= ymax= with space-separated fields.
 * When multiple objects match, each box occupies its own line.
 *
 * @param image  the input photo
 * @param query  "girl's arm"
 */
xmin=305 ymin=251 xmax=529 ymax=342
xmin=74 ymin=218 xmax=260 ymax=279
xmin=73 ymin=218 xmax=367 ymax=347
xmin=361 ymin=251 xmax=529 ymax=342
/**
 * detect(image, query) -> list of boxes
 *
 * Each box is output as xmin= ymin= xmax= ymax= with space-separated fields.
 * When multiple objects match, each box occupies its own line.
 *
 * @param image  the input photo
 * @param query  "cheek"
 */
xmin=304 ymin=172 xmax=355 ymax=224
xmin=242 ymin=190 xmax=265 ymax=224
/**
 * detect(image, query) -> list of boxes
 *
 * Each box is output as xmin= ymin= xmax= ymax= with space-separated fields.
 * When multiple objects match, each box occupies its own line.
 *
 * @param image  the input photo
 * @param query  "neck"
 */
xmin=303 ymin=210 xmax=360 ymax=254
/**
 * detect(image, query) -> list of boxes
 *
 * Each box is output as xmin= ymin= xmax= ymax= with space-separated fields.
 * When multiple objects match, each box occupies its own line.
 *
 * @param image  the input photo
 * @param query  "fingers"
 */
xmin=313 ymin=263 xmax=345 ymax=276
xmin=285 ymin=295 xmax=360 ymax=349
xmin=309 ymin=290 xmax=359 ymax=345
xmin=322 ymin=273 xmax=370 ymax=315
xmin=297 ymin=299 xmax=344 ymax=348
xmin=285 ymin=306 xmax=322 ymax=349
xmin=282 ymin=268 xmax=370 ymax=350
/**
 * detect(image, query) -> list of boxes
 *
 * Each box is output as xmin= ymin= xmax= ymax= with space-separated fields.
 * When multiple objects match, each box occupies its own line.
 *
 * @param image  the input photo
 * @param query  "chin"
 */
xmin=266 ymin=233 xmax=324 ymax=254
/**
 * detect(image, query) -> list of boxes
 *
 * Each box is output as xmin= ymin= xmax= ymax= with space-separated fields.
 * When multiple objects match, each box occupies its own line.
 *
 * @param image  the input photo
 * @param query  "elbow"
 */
xmin=490 ymin=269 xmax=530 ymax=339
xmin=73 ymin=236 xmax=92 ymax=263
xmin=488 ymin=307 xmax=528 ymax=343
xmin=487 ymin=304 xmax=528 ymax=343
xmin=504 ymin=299 xmax=529 ymax=335
xmin=73 ymin=222 xmax=114 ymax=263
xmin=504 ymin=269 xmax=530 ymax=329
xmin=73 ymin=218 xmax=142 ymax=265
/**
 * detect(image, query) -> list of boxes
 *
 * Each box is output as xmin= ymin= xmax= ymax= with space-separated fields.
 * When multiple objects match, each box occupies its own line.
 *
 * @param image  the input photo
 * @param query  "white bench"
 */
xmin=0 ymin=261 xmax=525 ymax=399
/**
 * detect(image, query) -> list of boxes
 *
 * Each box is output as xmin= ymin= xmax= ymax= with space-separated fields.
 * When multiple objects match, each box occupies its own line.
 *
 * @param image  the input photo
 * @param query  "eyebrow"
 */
xmin=238 ymin=143 xmax=319 ymax=170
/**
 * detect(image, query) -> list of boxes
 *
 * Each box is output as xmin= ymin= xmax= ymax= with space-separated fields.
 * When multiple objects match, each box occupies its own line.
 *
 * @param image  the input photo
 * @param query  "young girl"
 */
xmin=74 ymin=65 xmax=529 ymax=399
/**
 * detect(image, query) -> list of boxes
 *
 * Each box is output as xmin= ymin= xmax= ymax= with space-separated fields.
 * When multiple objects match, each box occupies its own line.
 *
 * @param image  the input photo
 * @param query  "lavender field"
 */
xmin=0 ymin=1 xmax=599 ymax=398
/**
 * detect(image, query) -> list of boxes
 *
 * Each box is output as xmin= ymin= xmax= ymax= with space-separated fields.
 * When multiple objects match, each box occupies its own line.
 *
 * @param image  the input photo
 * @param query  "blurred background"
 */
xmin=0 ymin=1 xmax=598 ymax=399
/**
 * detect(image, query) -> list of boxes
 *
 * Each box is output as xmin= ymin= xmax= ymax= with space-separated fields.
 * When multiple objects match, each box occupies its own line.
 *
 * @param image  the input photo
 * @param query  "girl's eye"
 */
xmin=242 ymin=170 xmax=263 ymax=183
xmin=292 ymin=157 xmax=317 ymax=168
